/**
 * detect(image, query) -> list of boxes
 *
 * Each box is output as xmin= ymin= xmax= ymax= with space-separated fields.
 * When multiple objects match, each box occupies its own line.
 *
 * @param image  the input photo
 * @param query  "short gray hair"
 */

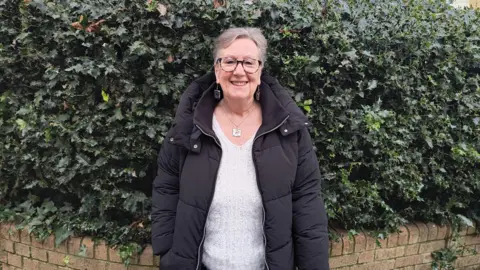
xmin=213 ymin=27 xmax=268 ymax=63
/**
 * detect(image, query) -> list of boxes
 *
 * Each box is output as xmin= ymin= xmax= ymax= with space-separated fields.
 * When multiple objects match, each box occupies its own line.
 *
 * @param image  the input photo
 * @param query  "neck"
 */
xmin=222 ymin=97 xmax=256 ymax=116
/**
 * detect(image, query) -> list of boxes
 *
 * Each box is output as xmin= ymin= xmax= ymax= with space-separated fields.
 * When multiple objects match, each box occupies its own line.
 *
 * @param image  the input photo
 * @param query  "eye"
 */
xmin=223 ymin=58 xmax=236 ymax=65
xmin=244 ymin=59 xmax=256 ymax=66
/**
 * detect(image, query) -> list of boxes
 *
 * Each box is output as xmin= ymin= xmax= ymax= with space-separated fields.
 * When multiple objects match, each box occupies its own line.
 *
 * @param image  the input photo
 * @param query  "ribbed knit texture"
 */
xmin=202 ymin=115 xmax=265 ymax=270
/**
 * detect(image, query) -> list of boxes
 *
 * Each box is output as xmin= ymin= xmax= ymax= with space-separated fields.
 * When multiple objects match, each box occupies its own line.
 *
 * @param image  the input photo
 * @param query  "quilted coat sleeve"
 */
xmin=151 ymin=133 xmax=182 ymax=256
xmin=293 ymin=127 xmax=330 ymax=270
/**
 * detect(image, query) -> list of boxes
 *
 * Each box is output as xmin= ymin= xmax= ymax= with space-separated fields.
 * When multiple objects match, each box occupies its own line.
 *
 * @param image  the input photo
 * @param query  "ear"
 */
xmin=214 ymin=64 xmax=220 ymax=83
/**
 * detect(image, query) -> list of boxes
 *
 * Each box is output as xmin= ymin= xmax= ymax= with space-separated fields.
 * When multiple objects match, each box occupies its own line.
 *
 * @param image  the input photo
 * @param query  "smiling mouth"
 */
xmin=231 ymin=81 xmax=248 ymax=86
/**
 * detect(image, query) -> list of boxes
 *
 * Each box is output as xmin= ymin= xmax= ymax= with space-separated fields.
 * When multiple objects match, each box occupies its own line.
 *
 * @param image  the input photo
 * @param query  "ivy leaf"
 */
xmin=16 ymin=119 xmax=27 ymax=130
xmin=78 ymin=244 xmax=87 ymax=257
xmin=425 ymin=137 xmax=433 ymax=149
xmin=101 ymin=89 xmax=109 ymax=103
xmin=368 ymin=80 xmax=378 ymax=90
xmin=457 ymin=214 xmax=473 ymax=227
xmin=54 ymin=227 xmax=73 ymax=247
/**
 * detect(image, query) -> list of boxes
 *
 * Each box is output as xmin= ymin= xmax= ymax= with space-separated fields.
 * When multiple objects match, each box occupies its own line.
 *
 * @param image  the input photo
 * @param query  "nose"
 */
xmin=233 ymin=62 xmax=247 ymax=75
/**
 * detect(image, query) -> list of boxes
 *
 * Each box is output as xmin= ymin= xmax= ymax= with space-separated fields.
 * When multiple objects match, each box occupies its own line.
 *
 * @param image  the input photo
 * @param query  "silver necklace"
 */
xmin=222 ymin=101 xmax=255 ymax=137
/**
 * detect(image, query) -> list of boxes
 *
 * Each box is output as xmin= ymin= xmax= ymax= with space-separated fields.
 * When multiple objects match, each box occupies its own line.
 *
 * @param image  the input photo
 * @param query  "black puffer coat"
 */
xmin=151 ymin=72 xmax=330 ymax=270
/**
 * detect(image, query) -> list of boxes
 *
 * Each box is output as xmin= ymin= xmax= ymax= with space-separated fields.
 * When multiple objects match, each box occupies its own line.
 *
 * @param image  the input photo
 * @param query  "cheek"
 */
xmin=249 ymin=74 xmax=261 ymax=86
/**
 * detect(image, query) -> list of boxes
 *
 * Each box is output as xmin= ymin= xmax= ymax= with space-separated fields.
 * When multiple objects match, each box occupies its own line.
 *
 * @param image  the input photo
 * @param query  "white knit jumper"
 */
xmin=201 ymin=115 xmax=265 ymax=270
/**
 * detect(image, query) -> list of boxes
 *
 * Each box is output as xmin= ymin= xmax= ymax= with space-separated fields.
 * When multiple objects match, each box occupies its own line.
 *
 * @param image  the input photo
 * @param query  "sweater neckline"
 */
xmin=212 ymin=114 xmax=257 ymax=149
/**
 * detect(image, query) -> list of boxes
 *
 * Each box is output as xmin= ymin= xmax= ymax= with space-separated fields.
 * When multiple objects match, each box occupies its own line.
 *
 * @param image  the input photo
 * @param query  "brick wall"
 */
xmin=0 ymin=222 xmax=479 ymax=269
xmin=0 ymin=223 xmax=159 ymax=270
xmin=470 ymin=0 xmax=480 ymax=8
xmin=329 ymin=222 xmax=480 ymax=270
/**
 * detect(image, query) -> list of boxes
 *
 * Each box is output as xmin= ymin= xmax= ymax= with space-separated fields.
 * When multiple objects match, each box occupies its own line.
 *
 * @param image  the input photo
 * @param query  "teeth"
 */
xmin=231 ymin=81 xmax=247 ymax=86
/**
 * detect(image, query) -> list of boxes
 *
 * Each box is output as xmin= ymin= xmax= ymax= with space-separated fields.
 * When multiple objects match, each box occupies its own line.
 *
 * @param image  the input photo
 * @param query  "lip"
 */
xmin=230 ymin=81 xmax=249 ymax=86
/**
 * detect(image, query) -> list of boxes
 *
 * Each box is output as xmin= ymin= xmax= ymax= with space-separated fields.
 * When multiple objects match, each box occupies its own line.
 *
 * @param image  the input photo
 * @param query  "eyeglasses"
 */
xmin=216 ymin=57 xmax=262 ymax=74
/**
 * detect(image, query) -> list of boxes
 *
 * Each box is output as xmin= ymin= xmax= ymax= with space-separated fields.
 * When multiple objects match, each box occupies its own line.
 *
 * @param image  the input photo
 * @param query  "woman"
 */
xmin=151 ymin=27 xmax=330 ymax=270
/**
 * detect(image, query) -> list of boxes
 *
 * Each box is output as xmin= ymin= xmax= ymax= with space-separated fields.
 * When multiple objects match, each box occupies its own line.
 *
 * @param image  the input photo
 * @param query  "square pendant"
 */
xmin=232 ymin=128 xmax=242 ymax=137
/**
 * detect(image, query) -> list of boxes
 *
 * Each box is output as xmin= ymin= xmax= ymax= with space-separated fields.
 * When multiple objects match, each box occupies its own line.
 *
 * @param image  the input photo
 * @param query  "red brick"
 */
xmin=3 ymin=239 xmax=14 ymax=253
xmin=64 ymin=255 xmax=86 ymax=269
xmin=68 ymin=237 xmax=82 ymax=256
xmin=350 ymin=259 xmax=395 ymax=270
xmin=365 ymin=234 xmax=376 ymax=251
xmin=81 ymin=237 xmax=94 ymax=258
xmin=54 ymin=237 xmax=69 ymax=254
xmin=24 ymin=258 xmax=56 ymax=270
xmin=126 ymin=266 xmax=158 ymax=270
xmin=459 ymin=225 xmax=468 ymax=236
xmin=406 ymin=224 xmax=419 ymax=244
xmin=422 ymin=252 xmax=433 ymax=263
xmin=329 ymin=253 xmax=358 ymax=268
xmin=31 ymin=235 xmax=45 ymax=248
xmin=31 ymin=246 xmax=48 ymax=262
xmin=6 ymin=225 xmax=20 ymax=243
xmin=375 ymin=247 xmax=395 ymax=261
xmin=20 ymin=229 xmax=31 ymax=244
xmin=466 ymin=225 xmax=477 ymax=235
xmin=375 ymin=246 xmax=405 ymax=260
xmin=138 ymin=245 xmax=154 ymax=265
xmin=336 ymin=230 xmax=354 ymax=254
xmin=94 ymin=240 xmax=109 ymax=260
xmin=0 ymin=249 xmax=7 ymax=263
xmin=425 ymin=223 xmax=438 ymax=241
xmin=7 ymin=252 xmax=22 ymax=268
xmin=378 ymin=237 xmax=388 ymax=249
xmin=455 ymin=254 xmax=480 ymax=268
xmin=414 ymin=263 xmax=431 ymax=270
xmin=39 ymin=260 xmax=59 ymax=270
xmin=465 ymin=235 xmax=480 ymax=245
xmin=394 ymin=254 xmax=424 ymax=268
xmin=14 ymin=242 xmax=30 ymax=257
xmin=108 ymin=247 xmax=122 ymax=263
xmin=357 ymin=250 xmax=374 ymax=263
xmin=49 ymin=253 xmax=86 ymax=269
xmin=354 ymin=232 xmax=366 ymax=253
xmin=437 ymin=224 xmax=449 ymax=240
xmin=397 ymin=226 xmax=409 ymax=245
xmin=0 ymin=223 xmax=11 ymax=239
xmin=43 ymin=235 xmax=55 ymax=250
xmin=106 ymin=262 xmax=128 ymax=270
xmin=415 ymin=222 xmax=428 ymax=242
xmin=84 ymin=258 xmax=107 ymax=269
xmin=331 ymin=239 xmax=343 ymax=256
xmin=23 ymin=257 xmax=42 ymax=269
xmin=387 ymin=232 xmax=398 ymax=248
xmin=48 ymin=251 xmax=68 ymax=266
xmin=418 ymin=240 xmax=446 ymax=254
xmin=405 ymin=244 xmax=420 ymax=255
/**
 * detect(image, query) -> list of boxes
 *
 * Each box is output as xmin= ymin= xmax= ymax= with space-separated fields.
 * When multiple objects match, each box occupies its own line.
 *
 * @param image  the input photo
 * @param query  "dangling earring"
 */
xmin=214 ymin=83 xmax=221 ymax=100
xmin=255 ymin=86 xmax=260 ymax=101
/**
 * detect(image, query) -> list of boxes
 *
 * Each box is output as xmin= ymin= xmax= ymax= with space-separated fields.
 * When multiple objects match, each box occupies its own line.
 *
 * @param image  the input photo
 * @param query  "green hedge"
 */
xmin=0 ymin=0 xmax=479 ymax=249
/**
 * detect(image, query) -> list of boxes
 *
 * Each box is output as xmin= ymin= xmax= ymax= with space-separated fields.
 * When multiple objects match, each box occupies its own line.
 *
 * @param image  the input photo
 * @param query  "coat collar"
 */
xmin=169 ymin=71 xmax=310 ymax=152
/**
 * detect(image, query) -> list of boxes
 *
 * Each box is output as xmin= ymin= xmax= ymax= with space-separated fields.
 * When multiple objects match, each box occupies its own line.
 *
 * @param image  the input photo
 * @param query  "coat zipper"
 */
xmin=195 ymin=115 xmax=289 ymax=270
xmin=194 ymin=124 xmax=221 ymax=270
xmin=252 ymin=115 xmax=290 ymax=270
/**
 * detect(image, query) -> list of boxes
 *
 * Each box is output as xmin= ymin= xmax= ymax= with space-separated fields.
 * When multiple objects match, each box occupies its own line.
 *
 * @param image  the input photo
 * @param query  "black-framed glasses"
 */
xmin=216 ymin=57 xmax=262 ymax=74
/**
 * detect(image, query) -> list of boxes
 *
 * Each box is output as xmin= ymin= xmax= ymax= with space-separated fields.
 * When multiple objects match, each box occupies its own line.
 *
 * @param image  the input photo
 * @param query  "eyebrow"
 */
xmin=222 ymin=54 xmax=258 ymax=59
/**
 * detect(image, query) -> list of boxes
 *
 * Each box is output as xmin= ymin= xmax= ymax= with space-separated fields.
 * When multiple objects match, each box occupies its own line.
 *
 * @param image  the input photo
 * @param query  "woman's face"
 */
xmin=214 ymin=38 xmax=262 ymax=102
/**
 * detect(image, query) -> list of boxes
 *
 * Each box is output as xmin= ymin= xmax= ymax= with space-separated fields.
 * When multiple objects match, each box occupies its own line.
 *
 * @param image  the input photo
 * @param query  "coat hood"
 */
xmin=169 ymin=71 xmax=310 ymax=152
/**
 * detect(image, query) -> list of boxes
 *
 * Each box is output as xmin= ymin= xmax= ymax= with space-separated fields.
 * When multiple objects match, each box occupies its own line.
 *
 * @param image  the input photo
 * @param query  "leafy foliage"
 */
xmin=0 ymin=0 xmax=479 ymax=250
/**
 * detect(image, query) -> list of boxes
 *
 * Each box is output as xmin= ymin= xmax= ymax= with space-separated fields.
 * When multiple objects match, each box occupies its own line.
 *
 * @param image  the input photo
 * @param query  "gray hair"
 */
xmin=213 ymin=27 xmax=268 ymax=64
